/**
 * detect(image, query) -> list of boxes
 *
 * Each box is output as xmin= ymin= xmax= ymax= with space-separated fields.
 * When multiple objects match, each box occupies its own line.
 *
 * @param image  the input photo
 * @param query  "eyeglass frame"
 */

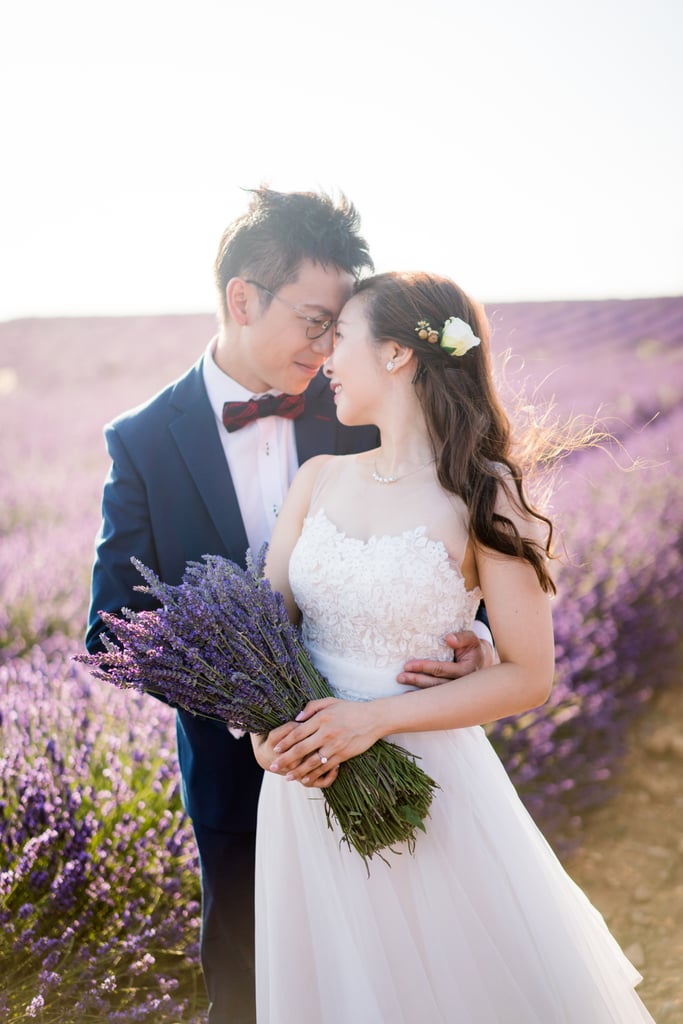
xmin=244 ymin=279 xmax=336 ymax=341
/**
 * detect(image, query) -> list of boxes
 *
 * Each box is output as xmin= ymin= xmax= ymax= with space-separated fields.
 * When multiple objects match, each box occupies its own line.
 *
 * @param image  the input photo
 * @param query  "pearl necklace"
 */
xmin=371 ymin=458 xmax=434 ymax=485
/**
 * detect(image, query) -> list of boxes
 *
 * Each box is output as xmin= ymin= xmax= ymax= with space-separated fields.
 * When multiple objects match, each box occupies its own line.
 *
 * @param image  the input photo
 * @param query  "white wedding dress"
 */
xmin=255 ymin=507 xmax=654 ymax=1023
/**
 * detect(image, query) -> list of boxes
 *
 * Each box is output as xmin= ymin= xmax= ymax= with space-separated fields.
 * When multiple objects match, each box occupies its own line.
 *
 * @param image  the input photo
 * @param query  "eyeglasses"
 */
xmin=245 ymin=280 xmax=336 ymax=340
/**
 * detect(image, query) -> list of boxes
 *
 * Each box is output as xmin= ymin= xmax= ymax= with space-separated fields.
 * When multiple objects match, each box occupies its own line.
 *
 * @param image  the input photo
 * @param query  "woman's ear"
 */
xmin=226 ymin=278 xmax=251 ymax=326
xmin=386 ymin=344 xmax=416 ymax=372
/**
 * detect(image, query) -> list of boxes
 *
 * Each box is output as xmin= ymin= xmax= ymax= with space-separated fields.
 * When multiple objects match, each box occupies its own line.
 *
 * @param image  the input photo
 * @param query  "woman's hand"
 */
xmin=251 ymin=720 xmax=341 ymax=789
xmin=251 ymin=722 xmax=298 ymax=771
xmin=266 ymin=697 xmax=381 ymax=784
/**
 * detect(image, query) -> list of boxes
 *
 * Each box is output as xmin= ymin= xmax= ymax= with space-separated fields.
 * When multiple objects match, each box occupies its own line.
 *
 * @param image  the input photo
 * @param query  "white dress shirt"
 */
xmin=202 ymin=338 xmax=300 ymax=554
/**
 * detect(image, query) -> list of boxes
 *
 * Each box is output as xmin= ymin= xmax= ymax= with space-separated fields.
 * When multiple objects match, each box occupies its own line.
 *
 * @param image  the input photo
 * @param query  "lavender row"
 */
xmin=489 ymin=416 xmax=683 ymax=850
xmin=0 ymin=641 xmax=205 ymax=1022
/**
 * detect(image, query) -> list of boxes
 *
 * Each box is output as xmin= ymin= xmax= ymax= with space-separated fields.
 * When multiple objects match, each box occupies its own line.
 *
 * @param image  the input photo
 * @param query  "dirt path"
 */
xmin=564 ymin=684 xmax=683 ymax=1022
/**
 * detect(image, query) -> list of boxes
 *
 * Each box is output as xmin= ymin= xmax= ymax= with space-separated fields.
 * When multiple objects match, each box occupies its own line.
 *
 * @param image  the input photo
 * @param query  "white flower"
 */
xmin=440 ymin=316 xmax=480 ymax=357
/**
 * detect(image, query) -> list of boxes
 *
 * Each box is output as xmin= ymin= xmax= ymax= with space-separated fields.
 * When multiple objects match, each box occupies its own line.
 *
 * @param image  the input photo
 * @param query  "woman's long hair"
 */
xmin=355 ymin=271 xmax=557 ymax=594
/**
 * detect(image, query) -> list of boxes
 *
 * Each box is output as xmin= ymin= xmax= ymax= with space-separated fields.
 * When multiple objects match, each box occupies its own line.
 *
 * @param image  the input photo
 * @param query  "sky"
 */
xmin=1 ymin=0 xmax=682 ymax=321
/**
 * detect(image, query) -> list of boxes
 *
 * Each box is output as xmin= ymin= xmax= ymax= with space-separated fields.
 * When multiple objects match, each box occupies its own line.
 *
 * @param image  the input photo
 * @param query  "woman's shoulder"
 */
xmin=289 ymin=453 xmax=357 ymax=507
xmin=297 ymin=452 xmax=336 ymax=477
xmin=296 ymin=452 xmax=357 ymax=482
xmin=484 ymin=461 xmax=550 ymax=546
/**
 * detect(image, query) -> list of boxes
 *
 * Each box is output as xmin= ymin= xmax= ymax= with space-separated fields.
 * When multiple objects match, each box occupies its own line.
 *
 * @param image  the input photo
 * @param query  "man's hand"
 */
xmin=397 ymin=630 xmax=496 ymax=688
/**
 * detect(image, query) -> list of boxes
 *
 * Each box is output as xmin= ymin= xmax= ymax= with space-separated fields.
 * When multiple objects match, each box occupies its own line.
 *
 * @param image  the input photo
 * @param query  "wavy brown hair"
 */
xmin=355 ymin=271 xmax=556 ymax=594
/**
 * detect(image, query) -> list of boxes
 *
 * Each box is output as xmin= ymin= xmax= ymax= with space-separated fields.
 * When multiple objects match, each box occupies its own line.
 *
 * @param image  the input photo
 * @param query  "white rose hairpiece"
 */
xmin=415 ymin=317 xmax=481 ymax=357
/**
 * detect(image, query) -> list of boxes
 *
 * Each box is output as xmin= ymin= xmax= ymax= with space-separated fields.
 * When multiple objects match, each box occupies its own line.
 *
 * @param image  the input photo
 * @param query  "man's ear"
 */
xmin=226 ymin=278 xmax=251 ymax=326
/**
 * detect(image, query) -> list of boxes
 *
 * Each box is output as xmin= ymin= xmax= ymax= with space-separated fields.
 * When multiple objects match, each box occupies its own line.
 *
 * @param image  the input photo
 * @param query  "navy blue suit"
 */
xmin=86 ymin=353 xmax=377 ymax=1022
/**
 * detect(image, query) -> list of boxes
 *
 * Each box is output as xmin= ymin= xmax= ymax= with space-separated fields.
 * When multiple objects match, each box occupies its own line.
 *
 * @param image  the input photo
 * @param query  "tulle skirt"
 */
xmin=255 ymin=677 xmax=654 ymax=1022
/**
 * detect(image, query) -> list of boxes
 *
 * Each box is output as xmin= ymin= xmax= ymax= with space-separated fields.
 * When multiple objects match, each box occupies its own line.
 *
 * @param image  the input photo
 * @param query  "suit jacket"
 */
xmin=86 ymin=353 xmax=378 ymax=831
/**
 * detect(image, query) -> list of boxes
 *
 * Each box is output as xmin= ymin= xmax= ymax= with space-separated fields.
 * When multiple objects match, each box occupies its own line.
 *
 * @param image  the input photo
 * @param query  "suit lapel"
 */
xmin=165 ymin=363 xmax=355 ymax=556
xmin=168 ymin=357 xmax=249 ymax=559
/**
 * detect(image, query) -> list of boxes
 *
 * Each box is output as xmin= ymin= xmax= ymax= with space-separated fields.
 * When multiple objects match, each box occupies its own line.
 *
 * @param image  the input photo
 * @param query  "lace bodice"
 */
xmin=289 ymin=508 xmax=482 ymax=675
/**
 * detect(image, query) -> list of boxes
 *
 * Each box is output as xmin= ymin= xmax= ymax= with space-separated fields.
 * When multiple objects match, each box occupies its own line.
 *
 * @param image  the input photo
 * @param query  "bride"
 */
xmin=251 ymin=271 xmax=654 ymax=1023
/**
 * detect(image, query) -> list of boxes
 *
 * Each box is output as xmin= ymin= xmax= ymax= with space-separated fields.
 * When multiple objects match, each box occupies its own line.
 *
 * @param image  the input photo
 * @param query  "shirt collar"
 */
xmin=202 ymin=337 xmax=281 ymax=422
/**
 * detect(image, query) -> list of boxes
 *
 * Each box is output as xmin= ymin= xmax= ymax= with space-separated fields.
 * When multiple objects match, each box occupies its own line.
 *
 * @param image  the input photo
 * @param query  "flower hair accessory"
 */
xmin=415 ymin=316 xmax=481 ymax=357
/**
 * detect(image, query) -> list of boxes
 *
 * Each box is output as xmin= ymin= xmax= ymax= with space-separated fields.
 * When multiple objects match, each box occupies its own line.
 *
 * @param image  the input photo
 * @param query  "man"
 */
xmin=86 ymin=188 xmax=492 ymax=1023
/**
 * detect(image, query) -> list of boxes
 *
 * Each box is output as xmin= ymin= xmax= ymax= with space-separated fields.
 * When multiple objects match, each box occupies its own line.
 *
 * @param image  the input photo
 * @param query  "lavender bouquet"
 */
xmin=77 ymin=549 xmax=437 ymax=864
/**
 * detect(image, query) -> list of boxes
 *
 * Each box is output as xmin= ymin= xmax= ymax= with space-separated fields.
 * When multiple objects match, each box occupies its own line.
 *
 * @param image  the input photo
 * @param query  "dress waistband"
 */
xmin=306 ymin=642 xmax=420 ymax=702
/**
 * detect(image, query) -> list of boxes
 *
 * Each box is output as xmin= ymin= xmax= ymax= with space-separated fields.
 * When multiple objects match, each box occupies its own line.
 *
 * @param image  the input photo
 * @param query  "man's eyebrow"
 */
xmin=300 ymin=303 xmax=335 ymax=316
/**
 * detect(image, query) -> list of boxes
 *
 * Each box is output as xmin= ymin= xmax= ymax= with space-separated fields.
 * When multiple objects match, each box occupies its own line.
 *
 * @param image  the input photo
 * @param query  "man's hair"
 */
xmin=214 ymin=187 xmax=373 ymax=323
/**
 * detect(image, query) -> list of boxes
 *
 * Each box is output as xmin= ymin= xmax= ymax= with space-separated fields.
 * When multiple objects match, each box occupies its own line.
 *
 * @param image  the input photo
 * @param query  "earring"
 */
xmin=386 ymin=359 xmax=395 ymax=372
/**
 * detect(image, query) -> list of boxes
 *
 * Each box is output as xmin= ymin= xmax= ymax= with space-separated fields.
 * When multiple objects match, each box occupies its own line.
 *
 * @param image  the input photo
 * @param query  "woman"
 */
xmin=252 ymin=272 xmax=654 ymax=1022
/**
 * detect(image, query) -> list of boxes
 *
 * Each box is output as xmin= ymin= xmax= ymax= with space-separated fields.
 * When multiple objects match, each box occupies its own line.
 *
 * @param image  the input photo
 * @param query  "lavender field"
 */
xmin=1 ymin=301 xmax=682 ymax=1022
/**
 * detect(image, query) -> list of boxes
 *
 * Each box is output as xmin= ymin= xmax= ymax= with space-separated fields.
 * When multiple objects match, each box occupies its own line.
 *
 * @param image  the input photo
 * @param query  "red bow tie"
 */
xmin=222 ymin=393 xmax=306 ymax=433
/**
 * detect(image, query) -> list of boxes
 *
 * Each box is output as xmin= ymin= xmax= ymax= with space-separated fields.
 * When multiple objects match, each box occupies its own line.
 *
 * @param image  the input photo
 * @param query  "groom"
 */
xmin=86 ymin=188 xmax=492 ymax=1024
